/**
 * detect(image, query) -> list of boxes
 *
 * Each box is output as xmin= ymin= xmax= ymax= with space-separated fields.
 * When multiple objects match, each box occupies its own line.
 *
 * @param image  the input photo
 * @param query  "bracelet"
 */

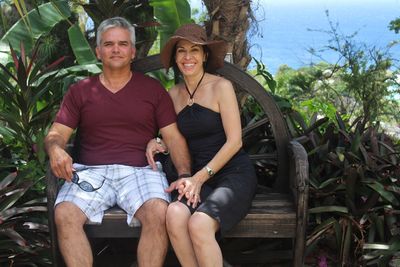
xmin=178 ymin=173 xmax=191 ymax=178
xmin=155 ymin=137 xmax=169 ymax=155
xmin=155 ymin=137 xmax=162 ymax=145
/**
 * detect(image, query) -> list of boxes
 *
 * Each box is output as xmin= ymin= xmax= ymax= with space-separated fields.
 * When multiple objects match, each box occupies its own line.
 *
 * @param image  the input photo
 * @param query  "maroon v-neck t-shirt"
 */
xmin=55 ymin=72 xmax=176 ymax=167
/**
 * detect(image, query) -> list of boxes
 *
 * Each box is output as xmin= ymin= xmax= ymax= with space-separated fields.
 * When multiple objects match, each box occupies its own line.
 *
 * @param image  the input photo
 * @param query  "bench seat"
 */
xmin=84 ymin=193 xmax=296 ymax=239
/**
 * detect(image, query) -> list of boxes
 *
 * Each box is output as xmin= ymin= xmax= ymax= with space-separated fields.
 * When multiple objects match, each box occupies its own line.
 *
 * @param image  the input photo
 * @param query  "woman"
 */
xmin=146 ymin=23 xmax=257 ymax=267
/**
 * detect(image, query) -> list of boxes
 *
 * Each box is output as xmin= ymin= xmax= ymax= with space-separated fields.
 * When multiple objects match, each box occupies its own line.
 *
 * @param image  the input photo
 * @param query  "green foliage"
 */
xmin=0 ymin=1 xmax=71 ymax=64
xmin=191 ymin=3 xmax=207 ymax=24
xmin=0 ymin=170 xmax=50 ymax=266
xmin=81 ymin=0 xmax=159 ymax=58
xmin=68 ymin=23 xmax=98 ymax=65
xmin=389 ymin=17 xmax=400 ymax=34
xmin=292 ymin=112 xmax=400 ymax=266
xmin=0 ymin=42 xmax=70 ymax=164
xmin=150 ymin=0 xmax=193 ymax=48
xmin=307 ymin=11 xmax=400 ymax=127
xmin=81 ymin=0 xmax=134 ymax=26
xmin=253 ymin=58 xmax=276 ymax=93
xmin=300 ymin=98 xmax=338 ymax=124
xmin=275 ymin=64 xmax=328 ymax=100
xmin=250 ymin=57 xmax=400 ymax=265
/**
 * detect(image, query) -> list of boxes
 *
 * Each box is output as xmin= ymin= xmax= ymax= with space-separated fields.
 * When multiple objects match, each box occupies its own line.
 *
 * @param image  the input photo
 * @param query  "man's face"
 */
xmin=96 ymin=27 xmax=136 ymax=70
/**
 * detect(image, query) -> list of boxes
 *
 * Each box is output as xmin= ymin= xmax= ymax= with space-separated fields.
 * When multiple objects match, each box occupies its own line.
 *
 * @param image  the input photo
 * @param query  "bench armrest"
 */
xmin=288 ymin=140 xmax=309 ymax=206
xmin=46 ymin=164 xmax=61 ymax=266
xmin=46 ymin=164 xmax=59 ymax=208
xmin=288 ymin=140 xmax=309 ymax=224
xmin=288 ymin=139 xmax=309 ymax=265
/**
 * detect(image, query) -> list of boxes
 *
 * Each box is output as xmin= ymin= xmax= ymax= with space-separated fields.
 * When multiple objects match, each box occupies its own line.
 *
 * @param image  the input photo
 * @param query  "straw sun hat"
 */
xmin=160 ymin=23 xmax=228 ymax=71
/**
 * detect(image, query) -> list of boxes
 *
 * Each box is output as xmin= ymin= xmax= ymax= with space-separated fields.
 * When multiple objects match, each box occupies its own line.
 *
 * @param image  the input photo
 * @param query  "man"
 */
xmin=45 ymin=17 xmax=191 ymax=267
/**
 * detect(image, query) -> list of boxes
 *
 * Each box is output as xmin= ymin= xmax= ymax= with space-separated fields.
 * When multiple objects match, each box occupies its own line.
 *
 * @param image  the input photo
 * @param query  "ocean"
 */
xmin=190 ymin=0 xmax=400 ymax=74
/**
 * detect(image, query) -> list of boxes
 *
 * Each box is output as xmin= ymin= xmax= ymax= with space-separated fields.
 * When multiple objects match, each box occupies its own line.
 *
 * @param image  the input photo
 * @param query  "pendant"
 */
xmin=188 ymin=98 xmax=194 ymax=106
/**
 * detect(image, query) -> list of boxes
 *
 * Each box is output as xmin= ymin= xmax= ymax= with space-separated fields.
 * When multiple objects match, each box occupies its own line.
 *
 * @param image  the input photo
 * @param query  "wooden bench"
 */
xmin=46 ymin=55 xmax=309 ymax=267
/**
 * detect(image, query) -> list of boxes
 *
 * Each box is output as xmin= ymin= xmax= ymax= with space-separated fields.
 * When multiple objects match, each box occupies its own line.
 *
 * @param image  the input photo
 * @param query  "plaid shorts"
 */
xmin=55 ymin=162 xmax=171 ymax=226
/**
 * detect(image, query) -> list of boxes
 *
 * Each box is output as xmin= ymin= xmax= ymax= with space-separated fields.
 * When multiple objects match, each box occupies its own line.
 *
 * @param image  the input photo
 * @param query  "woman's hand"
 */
xmin=146 ymin=137 xmax=169 ymax=170
xmin=166 ymin=176 xmax=203 ymax=208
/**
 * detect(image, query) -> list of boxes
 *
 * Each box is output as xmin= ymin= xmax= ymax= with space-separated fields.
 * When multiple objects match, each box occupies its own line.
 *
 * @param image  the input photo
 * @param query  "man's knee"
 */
xmin=55 ymin=202 xmax=87 ymax=229
xmin=136 ymin=199 xmax=168 ymax=227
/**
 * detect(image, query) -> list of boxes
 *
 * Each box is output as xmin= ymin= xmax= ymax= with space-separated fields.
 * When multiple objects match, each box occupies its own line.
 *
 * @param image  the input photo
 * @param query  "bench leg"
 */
xmin=293 ymin=236 xmax=305 ymax=267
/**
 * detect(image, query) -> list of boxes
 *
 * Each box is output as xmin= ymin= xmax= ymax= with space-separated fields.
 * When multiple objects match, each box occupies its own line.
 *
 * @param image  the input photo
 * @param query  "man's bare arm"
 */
xmin=44 ymin=122 xmax=75 ymax=181
xmin=160 ymin=123 xmax=191 ymax=177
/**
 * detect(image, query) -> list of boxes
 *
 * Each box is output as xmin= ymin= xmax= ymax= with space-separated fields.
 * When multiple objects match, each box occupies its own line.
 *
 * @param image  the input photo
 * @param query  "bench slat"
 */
xmin=84 ymin=193 xmax=296 ymax=239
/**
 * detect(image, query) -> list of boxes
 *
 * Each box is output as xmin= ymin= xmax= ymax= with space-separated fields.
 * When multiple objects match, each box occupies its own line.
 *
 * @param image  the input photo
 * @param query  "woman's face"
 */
xmin=175 ymin=39 xmax=207 ymax=76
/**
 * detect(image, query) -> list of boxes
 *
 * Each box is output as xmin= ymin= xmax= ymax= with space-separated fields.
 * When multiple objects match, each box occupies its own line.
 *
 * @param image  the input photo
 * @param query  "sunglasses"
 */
xmin=71 ymin=171 xmax=105 ymax=192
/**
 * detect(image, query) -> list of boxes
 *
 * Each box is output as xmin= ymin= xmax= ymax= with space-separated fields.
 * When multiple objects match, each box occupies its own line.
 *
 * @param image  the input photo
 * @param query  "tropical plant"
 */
xmin=288 ymin=111 xmax=400 ymax=266
xmin=0 ymin=170 xmax=50 ymax=266
xmin=0 ymin=42 xmax=70 ymax=167
xmin=0 ymin=1 xmax=71 ymax=64
xmin=307 ymin=11 xmax=400 ymax=128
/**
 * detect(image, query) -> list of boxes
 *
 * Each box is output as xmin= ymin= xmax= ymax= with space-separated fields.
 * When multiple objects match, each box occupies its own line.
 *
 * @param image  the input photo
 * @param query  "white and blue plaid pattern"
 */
xmin=55 ymin=162 xmax=171 ymax=226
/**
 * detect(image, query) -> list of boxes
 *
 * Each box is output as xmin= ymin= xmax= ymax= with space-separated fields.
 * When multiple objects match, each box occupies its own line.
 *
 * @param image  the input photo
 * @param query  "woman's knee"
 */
xmin=166 ymin=202 xmax=190 ymax=231
xmin=188 ymin=212 xmax=218 ymax=241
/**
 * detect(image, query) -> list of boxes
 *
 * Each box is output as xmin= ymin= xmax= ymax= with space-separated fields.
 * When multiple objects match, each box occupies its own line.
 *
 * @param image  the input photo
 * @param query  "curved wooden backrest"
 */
xmin=133 ymin=55 xmax=291 ymax=192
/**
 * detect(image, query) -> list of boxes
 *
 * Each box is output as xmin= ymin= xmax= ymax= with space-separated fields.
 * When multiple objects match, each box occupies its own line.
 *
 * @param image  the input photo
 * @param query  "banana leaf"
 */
xmin=150 ymin=0 xmax=193 ymax=48
xmin=0 ymin=1 xmax=71 ymax=64
xmin=68 ymin=24 xmax=98 ymax=65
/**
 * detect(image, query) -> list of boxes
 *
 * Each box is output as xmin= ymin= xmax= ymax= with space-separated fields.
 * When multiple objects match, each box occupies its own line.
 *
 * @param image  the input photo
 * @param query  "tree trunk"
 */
xmin=202 ymin=0 xmax=253 ymax=70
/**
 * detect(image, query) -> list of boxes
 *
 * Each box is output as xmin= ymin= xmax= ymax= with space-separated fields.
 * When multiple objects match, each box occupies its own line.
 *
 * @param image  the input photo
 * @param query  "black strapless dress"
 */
xmin=176 ymin=103 xmax=257 ymax=235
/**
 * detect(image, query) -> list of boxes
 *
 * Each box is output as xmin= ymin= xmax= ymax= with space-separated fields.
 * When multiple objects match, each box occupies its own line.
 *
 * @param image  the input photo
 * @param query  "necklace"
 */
xmin=184 ymin=71 xmax=205 ymax=106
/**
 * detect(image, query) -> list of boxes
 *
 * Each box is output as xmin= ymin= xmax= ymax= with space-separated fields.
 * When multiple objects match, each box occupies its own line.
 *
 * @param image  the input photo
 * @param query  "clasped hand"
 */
xmin=165 ymin=177 xmax=202 ymax=208
xmin=146 ymin=138 xmax=202 ymax=208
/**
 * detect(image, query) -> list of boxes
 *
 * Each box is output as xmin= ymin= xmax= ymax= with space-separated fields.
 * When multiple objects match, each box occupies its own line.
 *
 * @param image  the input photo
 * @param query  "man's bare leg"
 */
xmin=134 ymin=199 xmax=169 ymax=267
xmin=55 ymin=202 xmax=92 ymax=267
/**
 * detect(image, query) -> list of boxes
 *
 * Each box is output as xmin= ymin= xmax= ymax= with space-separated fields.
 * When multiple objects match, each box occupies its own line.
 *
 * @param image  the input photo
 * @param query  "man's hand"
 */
xmin=48 ymin=146 xmax=74 ymax=182
xmin=146 ymin=138 xmax=169 ymax=171
xmin=45 ymin=122 xmax=74 ymax=181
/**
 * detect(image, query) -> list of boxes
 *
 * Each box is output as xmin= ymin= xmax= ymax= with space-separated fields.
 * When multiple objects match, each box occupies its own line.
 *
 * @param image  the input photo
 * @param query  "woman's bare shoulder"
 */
xmin=168 ymin=84 xmax=180 ymax=97
xmin=206 ymin=74 xmax=232 ymax=88
xmin=207 ymin=74 xmax=234 ymax=95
